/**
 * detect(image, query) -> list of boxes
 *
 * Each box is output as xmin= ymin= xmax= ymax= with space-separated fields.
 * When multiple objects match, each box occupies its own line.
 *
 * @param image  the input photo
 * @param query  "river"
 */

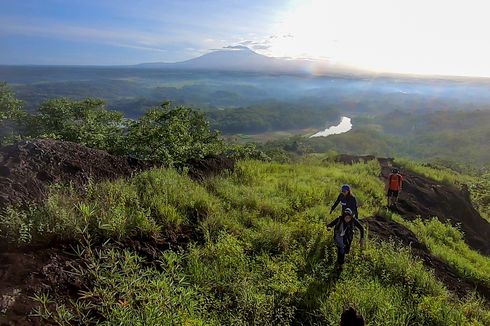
xmin=310 ymin=116 xmax=352 ymax=138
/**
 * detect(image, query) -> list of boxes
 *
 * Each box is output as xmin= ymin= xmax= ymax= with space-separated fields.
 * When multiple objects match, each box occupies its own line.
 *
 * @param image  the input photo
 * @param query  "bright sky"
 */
xmin=1 ymin=0 xmax=489 ymax=77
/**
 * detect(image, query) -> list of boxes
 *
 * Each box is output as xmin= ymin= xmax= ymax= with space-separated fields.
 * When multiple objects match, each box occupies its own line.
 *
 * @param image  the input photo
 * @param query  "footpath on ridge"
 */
xmin=336 ymin=154 xmax=490 ymax=301
xmin=336 ymin=154 xmax=490 ymax=256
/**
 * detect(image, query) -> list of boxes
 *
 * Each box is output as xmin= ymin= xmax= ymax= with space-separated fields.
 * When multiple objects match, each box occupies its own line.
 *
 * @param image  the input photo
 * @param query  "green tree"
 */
xmin=125 ymin=103 xmax=223 ymax=164
xmin=30 ymin=98 xmax=125 ymax=151
xmin=0 ymin=82 xmax=26 ymax=145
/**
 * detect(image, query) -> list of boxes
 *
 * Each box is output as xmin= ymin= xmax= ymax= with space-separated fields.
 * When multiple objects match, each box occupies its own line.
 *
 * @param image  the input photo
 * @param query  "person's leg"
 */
xmin=393 ymin=191 xmax=399 ymax=205
xmin=335 ymin=234 xmax=346 ymax=265
xmin=344 ymin=238 xmax=352 ymax=255
xmin=337 ymin=247 xmax=345 ymax=265
xmin=388 ymin=190 xmax=397 ymax=207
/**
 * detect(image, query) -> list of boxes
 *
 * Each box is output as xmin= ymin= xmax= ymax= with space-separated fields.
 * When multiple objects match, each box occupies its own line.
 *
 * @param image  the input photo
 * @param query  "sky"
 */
xmin=1 ymin=0 xmax=490 ymax=77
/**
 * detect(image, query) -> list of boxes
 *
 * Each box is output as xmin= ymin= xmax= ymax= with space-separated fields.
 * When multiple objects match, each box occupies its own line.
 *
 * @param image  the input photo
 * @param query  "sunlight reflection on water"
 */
xmin=310 ymin=116 xmax=352 ymax=138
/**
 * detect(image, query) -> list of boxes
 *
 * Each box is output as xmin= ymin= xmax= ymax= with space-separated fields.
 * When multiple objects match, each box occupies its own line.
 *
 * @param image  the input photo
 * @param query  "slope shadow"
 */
xmin=365 ymin=215 xmax=490 ymax=302
xmin=378 ymin=158 xmax=490 ymax=256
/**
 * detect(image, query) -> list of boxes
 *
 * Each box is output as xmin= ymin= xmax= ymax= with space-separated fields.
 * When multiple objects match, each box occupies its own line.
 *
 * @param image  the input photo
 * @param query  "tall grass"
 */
xmin=389 ymin=212 xmax=490 ymax=289
xmin=0 ymin=169 xmax=220 ymax=245
xmin=2 ymin=159 xmax=489 ymax=324
xmin=395 ymin=157 xmax=471 ymax=185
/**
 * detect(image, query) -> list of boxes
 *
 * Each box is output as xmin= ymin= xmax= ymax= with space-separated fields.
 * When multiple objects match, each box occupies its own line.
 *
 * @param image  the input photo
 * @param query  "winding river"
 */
xmin=310 ymin=116 xmax=352 ymax=138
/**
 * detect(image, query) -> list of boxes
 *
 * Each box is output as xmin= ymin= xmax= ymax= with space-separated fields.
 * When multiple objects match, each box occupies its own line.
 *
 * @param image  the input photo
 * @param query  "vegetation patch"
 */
xmin=1 ymin=159 xmax=489 ymax=325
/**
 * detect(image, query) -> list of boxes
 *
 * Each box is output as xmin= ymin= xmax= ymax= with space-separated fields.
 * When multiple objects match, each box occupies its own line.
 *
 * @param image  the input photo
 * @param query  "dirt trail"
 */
xmin=0 ymin=248 xmax=84 ymax=325
xmin=334 ymin=154 xmax=490 ymax=255
xmin=378 ymin=158 xmax=490 ymax=256
xmin=365 ymin=215 xmax=490 ymax=301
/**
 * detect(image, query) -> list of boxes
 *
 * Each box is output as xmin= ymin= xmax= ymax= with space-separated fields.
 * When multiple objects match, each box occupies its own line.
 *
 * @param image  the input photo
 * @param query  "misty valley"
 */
xmin=2 ymin=64 xmax=490 ymax=166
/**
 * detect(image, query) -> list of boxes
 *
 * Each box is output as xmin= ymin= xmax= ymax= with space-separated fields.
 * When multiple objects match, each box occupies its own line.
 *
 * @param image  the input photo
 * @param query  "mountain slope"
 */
xmin=0 ymin=145 xmax=489 ymax=324
xmin=136 ymin=47 xmax=358 ymax=75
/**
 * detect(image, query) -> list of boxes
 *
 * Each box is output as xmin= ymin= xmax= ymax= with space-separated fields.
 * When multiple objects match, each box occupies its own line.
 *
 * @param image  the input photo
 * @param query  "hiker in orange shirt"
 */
xmin=386 ymin=168 xmax=403 ymax=208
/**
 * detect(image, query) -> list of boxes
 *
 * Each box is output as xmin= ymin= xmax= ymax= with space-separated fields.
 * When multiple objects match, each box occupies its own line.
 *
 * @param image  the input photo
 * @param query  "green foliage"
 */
xmin=223 ymin=143 xmax=271 ymax=161
xmin=0 ymin=169 xmax=220 ymax=245
xmin=0 ymin=82 xmax=26 ymax=145
xmin=117 ymin=103 xmax=224 ymax=164
xmin=260 ymin=110 xmax=490 ymax=166
xmin=261 ymin=134 xmax=315 ymax=156
xmin=312 ymin=110 xmax=490 ymax=166
xmin=28 ymin=98 xmax=125 ymax=151
xmin=0 ymin=84 xmax=227 ymax=165
xmin=206 ymin=102 xmax=339 ymax=134
xmin=307 ymin=125 xmax=403 ymax=157
xmin=2 ymin=159 xmax=490 ymax=324
xmin=392 ymin=215 xmax=490 ymax=289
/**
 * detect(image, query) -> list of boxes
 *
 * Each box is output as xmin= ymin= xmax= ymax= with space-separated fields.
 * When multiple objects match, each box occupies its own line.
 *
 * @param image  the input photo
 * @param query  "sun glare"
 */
xmin=263 ymin=0 xmax=490 ymax=77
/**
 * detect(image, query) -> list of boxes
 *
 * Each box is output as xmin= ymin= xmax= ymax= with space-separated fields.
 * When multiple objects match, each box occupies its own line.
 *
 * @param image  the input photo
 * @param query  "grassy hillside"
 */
xmin=2 ymin=158 xmax=489 ymax=325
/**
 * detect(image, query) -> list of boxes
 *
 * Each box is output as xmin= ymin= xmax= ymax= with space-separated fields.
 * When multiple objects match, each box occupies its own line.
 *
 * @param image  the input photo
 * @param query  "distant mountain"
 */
xmin=135 ymin=47 xmax=359 ymax=75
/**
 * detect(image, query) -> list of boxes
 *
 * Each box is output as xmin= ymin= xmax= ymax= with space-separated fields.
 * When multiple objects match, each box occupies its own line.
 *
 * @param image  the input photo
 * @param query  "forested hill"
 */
xmin=264 ymin=109 xmax=490 ymax=167
xmin=206 ymin=102 xmax=339 ymax=134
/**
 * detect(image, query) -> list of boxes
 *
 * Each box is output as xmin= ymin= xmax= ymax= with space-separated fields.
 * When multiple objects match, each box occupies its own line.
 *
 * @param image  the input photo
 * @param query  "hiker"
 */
xmin=386 ymin=168 xmax=403 ymax=208
xmin=340 ymin=307 xmax=365 ymax=326
xmin=330 ymin=184 xmax=358 ymax=218
xmin=327 ymin=208 xmax=365 ymax=266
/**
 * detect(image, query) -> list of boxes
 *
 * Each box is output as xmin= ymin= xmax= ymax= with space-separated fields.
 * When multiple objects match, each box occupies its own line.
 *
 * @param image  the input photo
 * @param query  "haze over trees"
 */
xmin=0 ymin=83 xmax=225 ymax=165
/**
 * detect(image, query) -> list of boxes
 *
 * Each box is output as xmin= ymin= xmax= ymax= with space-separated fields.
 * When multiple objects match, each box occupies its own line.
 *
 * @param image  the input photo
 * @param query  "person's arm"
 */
xmin=327 ymin=217 xmax=340 ymax=228
xmin=399 ymin=175 xmax=403 ymax=191
xmin=353 ymin=218 xmax=365 ymax=239
xmin=330 ymin=194 xmax=341 ymax=213
xmin=352 ymin=196 xmax=358 ymax=218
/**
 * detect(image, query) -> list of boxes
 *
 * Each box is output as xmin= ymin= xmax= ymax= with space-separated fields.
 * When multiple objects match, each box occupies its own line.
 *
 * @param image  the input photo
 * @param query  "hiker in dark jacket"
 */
xmin=330 ymin=184 xmax=358 ymax=218
xmin=327 ymin=208 xmax=365 ymax=265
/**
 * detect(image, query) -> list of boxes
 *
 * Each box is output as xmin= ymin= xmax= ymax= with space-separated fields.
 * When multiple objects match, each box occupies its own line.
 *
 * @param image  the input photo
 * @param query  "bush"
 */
xmin=124 ymin=103 xmax=224 ymax=164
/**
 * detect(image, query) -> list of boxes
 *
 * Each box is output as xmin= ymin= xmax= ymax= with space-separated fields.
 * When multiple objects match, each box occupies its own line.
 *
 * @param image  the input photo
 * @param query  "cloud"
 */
xmin=237 ymin=40 xmax=254 ymax=45
xmin=223 ymin=45 xmax=250 ymax=50
xmin=0 ymin=15 xmax=214 ymax=55
xmin=250 ymin=44 xmax=271 ymax=50
xmin=236 ymin=37 xmax=277 ymax=51
xmin=268 ymin=34 xmax=293 ymax=40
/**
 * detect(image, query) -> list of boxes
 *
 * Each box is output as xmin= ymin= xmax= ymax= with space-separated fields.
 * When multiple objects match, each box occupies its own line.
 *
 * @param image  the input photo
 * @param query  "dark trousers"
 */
xmin=335 ymin=235 xmax=352 ymax=265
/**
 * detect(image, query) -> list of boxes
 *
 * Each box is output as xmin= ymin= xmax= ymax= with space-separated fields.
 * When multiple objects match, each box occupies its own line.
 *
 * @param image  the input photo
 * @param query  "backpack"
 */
xmin=389 ymin=173 xmax=402 ymax=190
